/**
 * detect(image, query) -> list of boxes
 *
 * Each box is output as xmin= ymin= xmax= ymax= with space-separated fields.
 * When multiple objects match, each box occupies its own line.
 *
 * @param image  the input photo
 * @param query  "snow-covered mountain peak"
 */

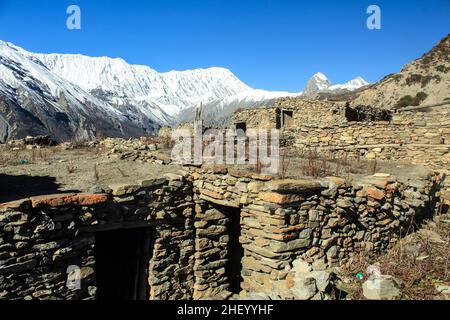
xmin=31 ymin=51 xmax=252 ymax=116
xmin=312 ymin=72 xmax=329 ymax=81
xmin=0 ymin=39 xmax=151 ymax=142
xmin=0 ymin=40 xmax=298 ymax=142
xmin=303 ymin=72 xmax=332 ymax=96
xmin=328 ymin=76 xmax=369 ymax=91
xmin=0 ymin=40 xmax=21 ymax=51
xmin=345 ymin=76 xmax=369 ymax=87
xmin=303 ymin=72 xmax=369 ymax=97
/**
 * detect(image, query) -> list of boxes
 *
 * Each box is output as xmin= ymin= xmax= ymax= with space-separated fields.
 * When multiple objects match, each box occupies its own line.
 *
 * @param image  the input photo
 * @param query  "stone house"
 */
xmin=232 ymin=98 xmax=349 ymax=131
xmin=0 ymin=168 xmax=445 ymax=300
xmin=231 ymin=97 xmax=450 ymax=168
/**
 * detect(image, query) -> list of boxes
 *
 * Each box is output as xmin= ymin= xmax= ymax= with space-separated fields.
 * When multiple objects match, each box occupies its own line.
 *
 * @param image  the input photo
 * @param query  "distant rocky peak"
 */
xmin=313 ymin=72 xmax=329 ymax=82
xmin=303 ymin=72 xmax=369 ymax=97
xmin=303 ymin=72 xmax=332 ymax=97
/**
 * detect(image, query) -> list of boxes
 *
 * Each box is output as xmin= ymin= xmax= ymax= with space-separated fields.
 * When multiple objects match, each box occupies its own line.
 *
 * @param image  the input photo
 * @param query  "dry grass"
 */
xmin=339 ymin=213 xmax=450 ymax=300
xmin=0 ymin=142 xmax=104 ymax=167
xmin=0 ymin=145 xmax=57 ymax=166
xmin=279 ymin=149 xmax=378 ymax=179
xmin=66 ymin=161 xmax=76 ymax=174
xmin=94 ymin=163 xmax=100 ymax=181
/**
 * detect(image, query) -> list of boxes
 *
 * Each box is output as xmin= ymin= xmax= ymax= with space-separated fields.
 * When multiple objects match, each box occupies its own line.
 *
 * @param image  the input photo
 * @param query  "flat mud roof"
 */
xmin=0 ymin=150 xmax=182 ymax=203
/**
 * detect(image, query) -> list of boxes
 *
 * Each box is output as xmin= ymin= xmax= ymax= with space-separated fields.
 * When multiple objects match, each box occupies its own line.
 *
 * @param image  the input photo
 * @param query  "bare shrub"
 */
xmin=160 ymin=136 xmax=175 ymax=149
xmin=254 ymin=159 xmax=262 ymax=174
xmin=67 ymin=161 xmax=76 ymax=174
xmin=339 ymin=214 xmax=450 ymax=300
xmin=286 ymin=148 xmax=383 ymax=179
xmin=367 ymin=160 xmax=378 ymax=175
xmin=279 ymin=153 xmax=291 ymax=179
xmin=299 ymin=149 xmax=336 ymax=178
xmin=94 ymin=164 xmax=99 ymax=181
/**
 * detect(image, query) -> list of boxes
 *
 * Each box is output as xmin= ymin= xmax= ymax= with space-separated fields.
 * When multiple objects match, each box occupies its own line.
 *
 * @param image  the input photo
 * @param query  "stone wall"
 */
xmin=232 ymin=98 xmax=450 ymax=168
xmin=285 ymin=107 xmax=450 ymax=167
xmin=0 ymin=165 xmax=446 ymax=300
xmin=0 ymin=173 xmax=194 ymax=300
xmin=232 ymin=107 xmax=279 ymax=130
xmin=273 ymin=97 xmax=348 ymax=128
xmin=191 ymin=167 xmax=444 ymax=299
xmin=231 ymin=99 xmax=347 ymax=130
xmin=191 ymin=167 xmax=251 ymax=299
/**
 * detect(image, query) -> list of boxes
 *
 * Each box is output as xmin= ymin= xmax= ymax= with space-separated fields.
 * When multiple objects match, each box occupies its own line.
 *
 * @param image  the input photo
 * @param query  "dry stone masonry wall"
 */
xmin=287 ymin=108 xmax=450 ymax=167
xmin=0 ymin=165 xmax=446 ymax=300
xmin=232 ymin=98 xmax=450 ymax=169
xmin=0 ymin=173 xmax=194 ymax=300
xmin=190 ymin=166 xmax=444 ymax=299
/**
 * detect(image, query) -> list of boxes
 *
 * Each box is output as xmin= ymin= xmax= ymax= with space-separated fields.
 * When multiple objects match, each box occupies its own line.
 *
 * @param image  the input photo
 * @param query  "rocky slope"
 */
xmin=0 ymin=41 xmax=160 ymax=143
xmin=349 ymin=34 xmax=450 ymax=110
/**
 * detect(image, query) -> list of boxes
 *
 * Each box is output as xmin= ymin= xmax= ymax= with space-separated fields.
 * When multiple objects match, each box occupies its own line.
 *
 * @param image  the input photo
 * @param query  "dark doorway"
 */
xmin=224 ymin=207 xmax=243 ymax=294
xmin=282 ymin=110 xmax=293 ymax=128
xmin=94 ymin=227 xmax=154 ymax=300
xmin=235 ymin=122 xmax=247 ymax=133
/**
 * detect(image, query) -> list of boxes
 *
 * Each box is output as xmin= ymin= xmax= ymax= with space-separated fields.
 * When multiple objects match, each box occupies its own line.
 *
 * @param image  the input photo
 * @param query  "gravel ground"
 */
xmin=0 ymin=147 xmax=434 ymax=203
xmin=0 ymin=148 xmax=182 ymax=202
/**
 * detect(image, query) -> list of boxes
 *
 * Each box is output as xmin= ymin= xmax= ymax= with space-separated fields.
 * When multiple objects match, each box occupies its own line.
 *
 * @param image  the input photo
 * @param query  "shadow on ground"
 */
xmin=0 ymin=174 xmax=80 ymax=203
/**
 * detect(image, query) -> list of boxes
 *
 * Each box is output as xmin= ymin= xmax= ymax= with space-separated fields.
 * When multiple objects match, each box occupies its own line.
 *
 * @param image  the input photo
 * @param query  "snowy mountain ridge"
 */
xmin=31 ymin=52 xmax=253 ymax=116
xmin=0 ymin=40 xmax=298 ymax=141
xmin=303 ymin=72 xmax=369 ymax=97
xmin=0 ymin=40 xmax=168 ymax=141
xmin=0 ymin=40 xmax=369 ymax=142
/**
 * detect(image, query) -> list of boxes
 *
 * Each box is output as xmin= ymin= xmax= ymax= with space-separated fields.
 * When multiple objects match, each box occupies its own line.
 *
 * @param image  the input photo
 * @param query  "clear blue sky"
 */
xmin=0 ymin=0 xmax=449 ymax=91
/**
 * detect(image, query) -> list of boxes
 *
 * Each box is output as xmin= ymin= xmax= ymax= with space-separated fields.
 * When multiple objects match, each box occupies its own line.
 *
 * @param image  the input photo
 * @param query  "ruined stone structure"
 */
xmin=0 ymin=174 xmax=194 ymax=300
xmin=232 ymin=97 xmax=450 ymax=168
xmin=0 ymin=164 xmax=445 ymax=300
xmin=1 ymin=97 xmax=449 ymax=301
xmin=191 ymin=167 xmax=443 ymax=298
xmin=232 ymin=99 xmax=348 ymax=130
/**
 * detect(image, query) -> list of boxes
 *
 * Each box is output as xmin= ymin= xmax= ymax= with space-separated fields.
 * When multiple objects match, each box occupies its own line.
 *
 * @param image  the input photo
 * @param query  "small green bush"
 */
xmin=421 ymin=76 xmax=432 ymax=87
xmin=404 ymin=74 xmax=440 ymax=88
xmin=394 ymin=92 xmax=428 ymax=109
xmin=436 ymin=65 xmax=450 ymax=73
xmin=413 ymin=92 xmax=428 ymax=105
xmin=395 ymin=95 xmax=414 ymax=109
xmin=405 ymin=74 xmax=422 ymax=86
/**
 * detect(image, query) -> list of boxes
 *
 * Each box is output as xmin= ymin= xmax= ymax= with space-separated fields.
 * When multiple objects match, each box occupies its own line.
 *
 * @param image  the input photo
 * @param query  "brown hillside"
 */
xmin=348 ymin=34 xmax=450 ymax=110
